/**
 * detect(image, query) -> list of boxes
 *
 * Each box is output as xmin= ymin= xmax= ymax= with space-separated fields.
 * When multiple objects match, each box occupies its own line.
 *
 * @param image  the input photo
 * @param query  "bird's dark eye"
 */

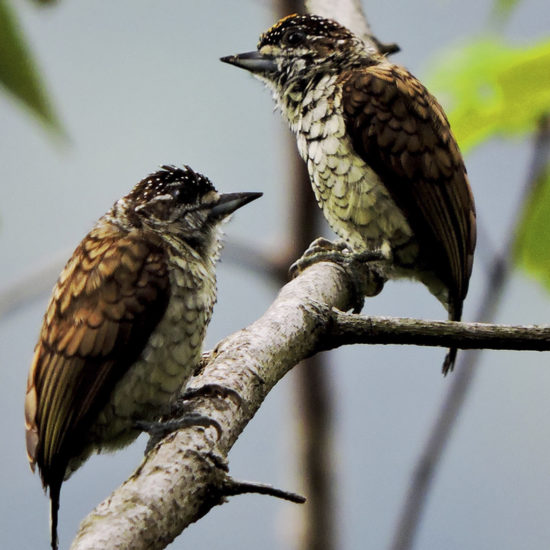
xmin=283 ymin=30 xmax=306 ymax=47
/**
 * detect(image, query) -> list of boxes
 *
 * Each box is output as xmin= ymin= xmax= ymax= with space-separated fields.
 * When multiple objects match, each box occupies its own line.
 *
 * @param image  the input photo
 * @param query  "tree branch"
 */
xmin=70 ymin=261 xmax=355 ymax=550
xmin=325 ymin=311 xmax=550 ymax=352
xmin=70 ymin=256 xmax=550 ymax=549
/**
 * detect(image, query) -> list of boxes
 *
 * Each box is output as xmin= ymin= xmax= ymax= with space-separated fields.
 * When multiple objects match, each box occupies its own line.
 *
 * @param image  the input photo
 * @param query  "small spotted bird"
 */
xmin=24 ymin=165 xmax=261 ymax=549
xmin=222 ymin=14 xmax=476 ymax=373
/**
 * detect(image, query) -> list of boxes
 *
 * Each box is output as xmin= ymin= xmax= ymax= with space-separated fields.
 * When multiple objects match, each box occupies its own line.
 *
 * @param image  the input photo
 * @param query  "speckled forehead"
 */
xmin=128 ymin=166 xmax=216 ymax=204
xmin=258 ymin=14 xmax=352 ymax=47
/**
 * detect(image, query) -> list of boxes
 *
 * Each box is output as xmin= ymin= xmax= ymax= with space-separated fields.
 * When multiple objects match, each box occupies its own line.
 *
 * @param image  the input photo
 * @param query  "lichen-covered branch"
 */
xmin=70 ymin=257 xmax=550 ymax=549
xmin=70 ymin=261 xmax=355 ymax=550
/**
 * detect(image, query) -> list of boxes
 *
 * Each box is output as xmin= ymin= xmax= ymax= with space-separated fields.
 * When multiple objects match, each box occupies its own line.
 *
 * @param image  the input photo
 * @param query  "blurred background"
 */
xmin=1 ymin=0 xmax=550 ymax=548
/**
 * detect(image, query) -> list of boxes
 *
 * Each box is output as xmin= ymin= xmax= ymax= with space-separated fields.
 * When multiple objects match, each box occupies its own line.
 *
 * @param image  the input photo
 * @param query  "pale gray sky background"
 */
xmin=1 ymin=1 xmax=550 ymax=549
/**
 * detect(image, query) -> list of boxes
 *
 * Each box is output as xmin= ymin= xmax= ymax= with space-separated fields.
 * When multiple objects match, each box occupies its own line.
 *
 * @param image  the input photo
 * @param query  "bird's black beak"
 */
xmin=220 ymin=51 xmax=278 ymax=74
xmin=209 ymin=192 xmax=262 ymax=219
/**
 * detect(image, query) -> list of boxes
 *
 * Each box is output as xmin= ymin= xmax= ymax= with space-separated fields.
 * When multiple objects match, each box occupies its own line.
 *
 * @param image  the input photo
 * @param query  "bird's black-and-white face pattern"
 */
xmin=111 ymin=165 xmax=261 ymax=250
xmin=112 ymin=165 xmax=220 ymax=239
xmin=255 ymin=14 xmax=372 ymax=88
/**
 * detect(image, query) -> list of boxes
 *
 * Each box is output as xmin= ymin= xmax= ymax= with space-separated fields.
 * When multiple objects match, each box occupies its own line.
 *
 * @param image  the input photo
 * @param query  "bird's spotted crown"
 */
xmin=259 ymin=13 xmax=354 ymax=48
xmin=127 ymin=165 xmax=215 ymax=207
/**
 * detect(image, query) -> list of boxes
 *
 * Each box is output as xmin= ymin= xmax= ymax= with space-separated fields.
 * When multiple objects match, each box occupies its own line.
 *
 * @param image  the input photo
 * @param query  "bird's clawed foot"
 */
xmin=136 ymin=384 xmax=240 ymax=454
xmin=136 ymin=412 xmax=222 ymax=454
xmin=344 ymin=251 xmax=388 ymax=313
xmin=289 ymin=238 xmax=349 ymax=278
xmin=289 ymin=238 xmax=388 ymax=313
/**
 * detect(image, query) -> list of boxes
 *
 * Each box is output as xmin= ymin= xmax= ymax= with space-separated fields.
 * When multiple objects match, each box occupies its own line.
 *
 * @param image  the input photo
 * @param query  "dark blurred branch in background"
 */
xmin=280 ymin=137 xmax=336 ymax=550
xmin=0 ymin=242 xmax=276 ymax=322
xmin=276 ymin=1 xmax=399 ymax=546
xmin=390 ymin=115 xmax=550 ymax=550
xmin=276 ymin=0 xmax=336 ymax=547
xmin=0 ymin=249 xmax=68 ymax=319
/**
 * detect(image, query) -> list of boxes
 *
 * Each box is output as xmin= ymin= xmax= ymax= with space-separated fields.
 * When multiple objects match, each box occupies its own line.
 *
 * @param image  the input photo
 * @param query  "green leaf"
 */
xmin=514 ymin=162 xmax=550 ymax=289
xmin=426 ymin=38 xmax=550 ymax=152
xmin=0 ymin=0 xmax=62 ymax=132
xmin=492 ymin=0 xmax=521 ymax=20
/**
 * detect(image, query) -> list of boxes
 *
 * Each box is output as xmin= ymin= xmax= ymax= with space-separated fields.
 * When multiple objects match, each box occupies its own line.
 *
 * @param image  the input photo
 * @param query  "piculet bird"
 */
xmin=221 ymin=13 xmax=476 ymax=374
xmin=24 ymin=165 xmax=261 ymax=549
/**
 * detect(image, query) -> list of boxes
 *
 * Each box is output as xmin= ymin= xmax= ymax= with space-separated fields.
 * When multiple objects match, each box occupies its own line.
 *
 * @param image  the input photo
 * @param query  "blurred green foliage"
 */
xmin=429 ymin=37 xmax=550 ymax=291
xmin=428 ymin=38 xmax=550 ymax=153
xmin=492 ymin=0 xmax=521 ymax=20
xmin=514 ymin=161 xmax=550 ymax=290
xmin=0 ymin=0 xmax=61 ymax=132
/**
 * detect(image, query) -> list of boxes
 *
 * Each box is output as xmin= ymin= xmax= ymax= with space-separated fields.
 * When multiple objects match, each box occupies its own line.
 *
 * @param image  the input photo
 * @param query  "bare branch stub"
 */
xmin=222 ymin=478 xmax=306 ymax=503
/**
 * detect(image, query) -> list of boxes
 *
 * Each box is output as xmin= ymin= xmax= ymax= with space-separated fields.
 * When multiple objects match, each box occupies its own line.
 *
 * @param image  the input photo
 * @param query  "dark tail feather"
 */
xmin=442 ymin=299 xmax=463 ymax=375
xmin=442 ymin=347 xmax=457 ymax=376
xmin=49 ymin=481 xmax=61 ymax=550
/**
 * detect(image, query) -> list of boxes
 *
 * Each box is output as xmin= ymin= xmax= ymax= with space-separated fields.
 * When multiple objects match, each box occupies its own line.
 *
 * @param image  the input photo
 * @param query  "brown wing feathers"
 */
xmin=25 ymin=222 xmax=170 ymax=487
xmin=342 ymin=65 xmax=475 ymax=318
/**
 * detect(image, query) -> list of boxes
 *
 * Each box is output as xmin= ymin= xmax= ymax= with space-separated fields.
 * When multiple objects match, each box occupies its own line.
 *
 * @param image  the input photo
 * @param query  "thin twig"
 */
xmin=0 ymin=249 xmax=68 ymax=320
xmin=222 ymin=240 xmax=284 ymax=282
xmin=389 ymin=115 xmax=550 ymax=550
xmin=0 ymin=241 xmax=278 ymax=323
xmin=326 ymin=312 xmax=550 ymax=352
xmin=223 ymin=478 xmax=306 ymax=503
